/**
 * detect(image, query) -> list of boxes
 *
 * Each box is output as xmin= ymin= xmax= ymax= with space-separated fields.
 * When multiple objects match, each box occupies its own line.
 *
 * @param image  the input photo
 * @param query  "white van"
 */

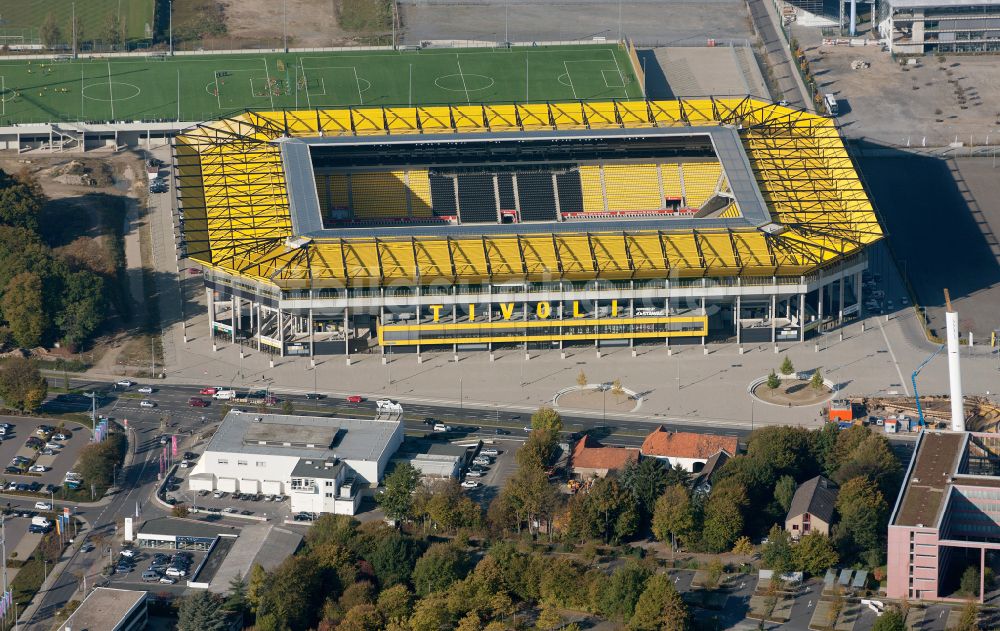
xmin=31 ymin=516 xmax=51 ymax=528
xmin=212 ymin=390 xmax=236 ymax=400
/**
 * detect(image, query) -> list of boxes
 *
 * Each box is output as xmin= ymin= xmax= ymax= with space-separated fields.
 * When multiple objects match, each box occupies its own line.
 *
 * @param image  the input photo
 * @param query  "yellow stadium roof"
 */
xmin=175 ymin=97 xmax=882 ymax=288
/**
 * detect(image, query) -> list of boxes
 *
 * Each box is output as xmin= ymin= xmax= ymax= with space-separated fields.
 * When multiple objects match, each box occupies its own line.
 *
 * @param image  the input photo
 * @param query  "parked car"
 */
xmin=293 ymin=512 xmax=315 ymax=521
xmin=44 ymin=442 xmax=62 ymax=450
xmin=433 ymin=423 xmax=453 ymax=432
xmin=4 ymin=467 xmax=21 ymax=475
xmin=346 ymin=395 xmax=364 ymax=403
xmin=158 ymin=575 xmax=177 ymax=584
xmin=116 ymin=379 xmax=135 ymax=388
xmin=480 ymin=448 xmax=500 ymax=457
xmin=305 ymin=393 xmax=325 ymax=400
xmin=461 ymin=480 xmax=481 ymax=488
xmin=137 ymin=386 xmax=154 ymax=394
xmin=120 ymin=548 xmax=136 ymax=558
xmin=53 ymin=433 xmax=69 ymax=441
xmin=39 ymin=448 xmax=55 ymax=456
xmin=165 ymin=566 xmax=187 ymax=578
xmin=28 ymin=465 xmax=47 ymax=473
xmin=465 ymin=470 xmax=484 ymax=478
xmin=34 ymin=501 xmax=51 ymax=510
xmin=223 ymin=507 xmax=238 ymax=514
xmin=141 ymin=570 xmax=161 ymax=582
xmin=139 ymin=400 xmax=156 ymax=408
xmin=213 ymin=490 xmax=225 ymax=499
xmin=472 ymin=457 xmax=492 ymax=466
xmin=179 ymin=460 xmax=191 ymax=468
xmin=188 ymin=397 xmax=208 ymax=407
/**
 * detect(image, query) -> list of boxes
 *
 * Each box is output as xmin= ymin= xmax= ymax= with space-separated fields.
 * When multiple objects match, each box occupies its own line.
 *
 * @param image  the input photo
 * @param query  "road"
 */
xmin=746 ymin=0 xmax=807 ymax=108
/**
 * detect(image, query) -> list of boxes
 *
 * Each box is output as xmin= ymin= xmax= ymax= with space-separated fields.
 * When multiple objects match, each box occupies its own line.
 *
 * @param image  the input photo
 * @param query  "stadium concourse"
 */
xmin=174 ymin=97 xmax=882 ymax=360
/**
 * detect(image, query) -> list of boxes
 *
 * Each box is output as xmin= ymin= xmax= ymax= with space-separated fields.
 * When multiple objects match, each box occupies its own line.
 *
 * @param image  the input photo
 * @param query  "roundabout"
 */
xmin=748 ymin=373 xmax=836 ymax=407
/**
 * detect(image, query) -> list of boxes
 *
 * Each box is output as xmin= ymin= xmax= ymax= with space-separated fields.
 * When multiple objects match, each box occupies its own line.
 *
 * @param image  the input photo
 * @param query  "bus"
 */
xmin=824 ymin=93 xmax=839 ymax=116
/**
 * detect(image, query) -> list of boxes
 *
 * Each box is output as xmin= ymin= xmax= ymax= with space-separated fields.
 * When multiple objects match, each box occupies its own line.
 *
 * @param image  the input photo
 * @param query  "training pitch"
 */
xmin=0 ymin=45 xmax=641 ymax=125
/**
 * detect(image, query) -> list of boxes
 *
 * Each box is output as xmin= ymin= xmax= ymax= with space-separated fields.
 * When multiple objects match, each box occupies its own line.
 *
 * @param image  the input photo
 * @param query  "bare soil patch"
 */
xmin=218 ymin=0 xmax=349 ymax=48
xmin=556 ymin=388 xmax=639 ymax=414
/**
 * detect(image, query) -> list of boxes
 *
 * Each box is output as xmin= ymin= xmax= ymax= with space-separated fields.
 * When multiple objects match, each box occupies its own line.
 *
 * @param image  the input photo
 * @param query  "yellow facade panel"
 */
xmin=450 ymin=239 xmax=489 ymax=280
xmin=452 ymin=105 xmax=486 ymax=131
xmin=413 ymin=240 xmax=451 ymax=280
xmin=517 ymin=104 xmax=552 ymax=130
xmin=583 ymin=101 xmax=618 ymax=129
xmin=486 ymin=238 xmax=523 ymax=279
xmin=318 ymin=109 xmax=353 ymax=135
xmin=379 ymin=241 xmax=416 ymax=280
xmin=550 ymin=102 xmax=585 ymax=128
xmin=417 ymin=106 xmax=453 ymax=133
xmin=649 ymin=100 xmax=684 ymax=126
xmin=681 ymin=99 xmax=716 ymax=123
xmin=591 ymin=235 xmax=630 ymax=276
xmin=626 ymin=234 xmax=668 ymax=275
xmin=342 ymin=241 xmax=381 ymax=282
xmin=352 ymin=108 xmax=386 ymax=134
xmin=615 ymin=101 xmax=653 ymax=127
xmin=285 ymin=111 xmax=319 ymax=136
xmin=519 ymin=236 xmax=558 ymax=276
xmin=698 ymin=232 xmax=738 ymax=273
xmin=385 ymin=107 xmax=419 ymax=133
xmin=484 ymin=104 xmax=519 ymax=132
xmin=555 ymin=235 xmax=594 ymax=276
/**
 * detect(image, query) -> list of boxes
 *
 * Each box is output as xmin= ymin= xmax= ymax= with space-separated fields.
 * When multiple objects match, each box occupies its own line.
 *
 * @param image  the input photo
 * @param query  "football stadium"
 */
xmin=175 ymin=96 xmax=882 ymax=359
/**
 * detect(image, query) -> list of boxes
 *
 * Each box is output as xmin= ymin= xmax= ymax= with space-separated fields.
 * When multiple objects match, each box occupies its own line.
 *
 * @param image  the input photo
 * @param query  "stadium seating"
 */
xmin=578 ymin=166 xmax=606 ymax=213
xmin=516 ymin=172 xmax=558 ymax=222
xmin=604 ymin=164 xmax=662 ymax=211
xmin=681 ymin=162 xmax=722 ymax=209
xmin=457 ymin=174 xmax=497 ymax=223
xmin=330 ymin=174 xmax=349 ymax=210
xmin=407 ymin=170 xmax=433 ymax=217
xmin=720 ymin=202 xmax=741 ymax=218
xmin=350 ymin=171 xmax=409 ymax=218
xmin=660 ymin=164 xmax=683 ymax=201
xmin=316 ymin=175 xmax=330 ymax=214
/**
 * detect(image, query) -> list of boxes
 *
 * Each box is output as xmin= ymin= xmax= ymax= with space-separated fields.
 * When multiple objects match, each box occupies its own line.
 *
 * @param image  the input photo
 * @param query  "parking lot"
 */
xmin=0 ymin=416 xmax=89 ymax=495
xmin=461 ymin=439 xmax=519 ymax=507
xmin=107 ymin=546 xmax=206 ymax=593
xmin=166 ymin=461 xmax=290 ymax=521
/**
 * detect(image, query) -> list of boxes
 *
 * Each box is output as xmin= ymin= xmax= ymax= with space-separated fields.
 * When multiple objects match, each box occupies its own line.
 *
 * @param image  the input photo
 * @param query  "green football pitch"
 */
xmin=0 ymin=45 xmax=642 ymax=125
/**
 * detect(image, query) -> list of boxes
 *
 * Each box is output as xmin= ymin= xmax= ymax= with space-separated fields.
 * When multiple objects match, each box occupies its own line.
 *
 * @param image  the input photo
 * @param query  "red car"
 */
xmin=188 ymin=397 xmax=208 ymax=407
xmin=199 ymin=387 xmax=217 ymax=395
xmin=346 ymin=395 xmax=364 ymax=404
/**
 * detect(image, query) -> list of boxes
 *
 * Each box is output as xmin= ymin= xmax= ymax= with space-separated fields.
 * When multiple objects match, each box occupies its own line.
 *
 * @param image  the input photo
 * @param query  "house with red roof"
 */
xmin=570 ymin=435 xmax=639 ymax=479
xmin=640 ymin=426 xmax=739 ymax=473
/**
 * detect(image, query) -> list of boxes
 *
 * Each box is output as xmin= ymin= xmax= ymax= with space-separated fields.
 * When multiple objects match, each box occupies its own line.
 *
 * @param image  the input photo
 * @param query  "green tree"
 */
xmin=338 ymin=603 xmax=382 ymax=631
xmin=700 ymin=478 xmax=747 ymax=552
xmin=367 ymin=530 xmax=421 ymax=588
xmin=652 ymin=484 xmax=695 ymax=553
xmin=375 ymin=584 xmax=412 ymax=624
xmin=761 ymin=525 xmax=794 ymax=574
xmin=780 ymin=356 xmax=795 ymax=375
xmin=500 ymin=459 xmax=558 ymax=535
xmin=629 ymin=574 xmax=691 ymax=631
xmin=597 ymin=560 xmax=652 ymax=622
xmin=531 ymin=406 xmax=563 ymax=433
xmin=255 ymin=555 xmax=322 ymax=630
xmin=0 ymin=356 xmax=47 ymax=412
xmin=3 ymin=272 xmax=47 ymax=348
xmin=412 ymin=543 xmax=468 ymax=596
xmin=872 ymin=607 xmax=906 ymax=631
xmin=732 ymin=536 xmax=755 ymax=557
xmin=171 ymin=504 xmax=189 ymax=518
xmin=76 ymin=432 xmax=126 ymax=489
xmin=246 ymin=562 xmax=267 ymax=614
xmin=377 ymin=463 xmax=420 ymax=523
xmin=774 ymin=475 xmax=797 ymax=514
xmin=177 ymin=591 xmax=229 ymax=631
xmin=960 ymin=566 xmax=980 ymax=598
xmin=54 ymin=270 xmax=105 ymax=350
xmin=535 ymin=601 xmax=564 ymax=630
xmin=620 ymin=457 xmax=668 ymax=519
xmin=408 ymin=592 xmax=451 ymax=631
xmin=810 ymin=369 xmax=825 ymax=390
xmin=766 ymin=370 xmax=781 ymax=390
xmin=306 ymin=513 xmax=359 ymax=549
xmin=794 ymin=532 xmax=839 ymax=576
xmin=281 ymin=399 xmax=294 ymax=415
xmin=834 ymin=476 xmax=888 ymax=561
xmin=422 ymin=479 xmax=481 ymax=532
xmin=573 ymin=475 xmax=639 ymax=544
xmin=40 ymin=12 xmax=62 ymax=48
xmin=833 ymin=432 xmax=902 ymax=499
xmin=224 ymin=571 xmax=247 ymax=614
xmin=0 ymin=171 xmax=43 ymax=231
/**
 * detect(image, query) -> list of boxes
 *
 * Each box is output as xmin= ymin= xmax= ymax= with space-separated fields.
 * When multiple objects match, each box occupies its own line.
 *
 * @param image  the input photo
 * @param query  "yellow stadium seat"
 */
xmin=408 ymin=170 xmax=433 ymax=217
xmin=579 ymin=166 xmax=606 ymax=213
xmin=604 ymin=164 xmax=661 ymax=211
xmin=681 ymin=162 xmax=723 ymax=209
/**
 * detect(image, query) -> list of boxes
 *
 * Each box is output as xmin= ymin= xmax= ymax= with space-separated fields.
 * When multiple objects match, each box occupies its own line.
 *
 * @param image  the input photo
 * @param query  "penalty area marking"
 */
xmin=82 ymin=81 xmax=141 ymax=102
xmin=602 ymin=69 xmax=626 ymax=89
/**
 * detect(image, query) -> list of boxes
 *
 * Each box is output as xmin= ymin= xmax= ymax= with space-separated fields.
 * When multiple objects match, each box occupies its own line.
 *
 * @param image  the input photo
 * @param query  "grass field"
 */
xmin=0 ymin=0 xmax=154 ymax=44
xmin=0 ymin=44 xmax=641 ymax=125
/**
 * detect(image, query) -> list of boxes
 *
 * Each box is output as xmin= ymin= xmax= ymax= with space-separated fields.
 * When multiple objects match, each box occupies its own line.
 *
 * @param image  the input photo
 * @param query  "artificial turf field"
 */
xmin=0 ymin=44 xmax=642 ymax=125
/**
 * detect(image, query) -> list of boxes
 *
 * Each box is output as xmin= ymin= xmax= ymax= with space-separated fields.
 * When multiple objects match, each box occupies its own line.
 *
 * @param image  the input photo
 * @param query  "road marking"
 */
xmin=877 ymin=314 xmax=910 ymax=396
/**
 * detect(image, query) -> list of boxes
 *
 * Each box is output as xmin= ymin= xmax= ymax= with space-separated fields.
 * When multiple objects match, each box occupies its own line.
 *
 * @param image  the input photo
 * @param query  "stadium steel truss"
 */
xmin=175 ymin=97 xmax=882 ymax=286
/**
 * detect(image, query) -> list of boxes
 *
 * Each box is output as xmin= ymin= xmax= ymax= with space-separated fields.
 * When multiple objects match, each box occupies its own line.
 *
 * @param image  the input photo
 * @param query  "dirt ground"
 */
xmin=557 ymin=388 xmax=639 ymax=413
xmin=792 ymin=28 xmax=1000 ymax=146
xmin=0 ymin=152 xmax=148 ymax=372
xmin=753 ymin=380 xmax=831 ymax=406
xmin=219 ymin=0 xmax=351 ymax=48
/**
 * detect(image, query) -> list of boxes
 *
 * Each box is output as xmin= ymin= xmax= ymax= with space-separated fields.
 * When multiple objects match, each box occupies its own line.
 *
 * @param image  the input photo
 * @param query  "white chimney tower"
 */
xmin=945 ymin=289 xmax=965 ymax=432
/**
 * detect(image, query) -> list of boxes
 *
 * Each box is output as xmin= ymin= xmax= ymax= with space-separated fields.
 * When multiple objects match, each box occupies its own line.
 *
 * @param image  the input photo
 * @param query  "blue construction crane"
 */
xmin=912 ymin=344 xmax=946 ymax=427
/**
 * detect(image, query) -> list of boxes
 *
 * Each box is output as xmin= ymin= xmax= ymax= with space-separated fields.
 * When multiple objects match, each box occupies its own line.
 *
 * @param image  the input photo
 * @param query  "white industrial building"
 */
xmin=187 ymin=412 xmax=403 ymax=515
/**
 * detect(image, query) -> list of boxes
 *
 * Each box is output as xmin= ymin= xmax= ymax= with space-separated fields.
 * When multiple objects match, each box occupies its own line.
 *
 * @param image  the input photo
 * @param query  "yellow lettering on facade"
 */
xmin=468 ymin=304 xmax=475 ymax=322
xmin=573 ymin=301 xmax=583 ymax=318
xmin=430 ymin=304 xmax=443 ymax=322
xmin=611 ymin=299 xmax=619 ymax=317
xmin=536 ymin=302 xmax=551 ymax=319
xmin=499 ymin=303 xmax=515 ymax=319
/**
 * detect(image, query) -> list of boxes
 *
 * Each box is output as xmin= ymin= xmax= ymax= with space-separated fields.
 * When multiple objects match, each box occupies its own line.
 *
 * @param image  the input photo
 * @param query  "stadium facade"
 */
xmin=174 ymin=97 xmax=882 ymax=360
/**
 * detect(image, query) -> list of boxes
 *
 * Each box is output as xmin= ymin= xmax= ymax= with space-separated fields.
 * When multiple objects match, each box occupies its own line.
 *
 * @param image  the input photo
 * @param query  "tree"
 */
xmin=338 ymin=603 xmax=382 ymax=631
xmin=40 ymin=12 xmax=62 ymax=48
xmin=700 ymin=478 xmax=747 ymax=553
xmin=794 ymin=532 xmax=839 ymax=576
xmin=281 ymin=399 xmax=294 ymax=415
xmin=652 ymin=485 xmax=695 ymax=553
xmin=76 ymin=432 xmax=126 ymax=490
xmin=421 ymin=479 xmax=480 ymax=532
xmin=780 ymin=356 xmax=795 ymax=375
xmin=596 ymin=560 xmax=651 ymax=622
xmin=412 ymin=543 xmax=468 ymax=596
xmin=953 ymin=600 xmax=982 ymax=631
xmin=766 ymin=370 xmax=781 ymax=390
xmin=960 ymin=566 xmax=980 ymax=598
xmin=810 ymin=369 xmax=825 ymax=391
xmin=224 ymin=571 xmax=247 ymax=614
xmin=531 ymin=406 xmax=563 ymax=434
xmin=620 ymin=457 xmax=668 ymax=518
xmin=0 ymin=170 xmax=43 ymax=231
xmin=535 ymin=601 xmax=563 ymax=630
xmin=246 ymin=562 xmax=267 ymax=614
xmin=177 ymin=591 xmax=229 ymax=631
xmin=834 ymin=476 xmax=888 ymax=561
xmin=171 ymin=504 xmax=189 ymax=518
xmin=576 ymin=369 xmax=588 ymax=386
xmin=375 ymin=584 xmax=412 ymax=624
xmin=872 ymin=608 xmax=906 ymax=631
xmin=366 ymin=530 xmax=421 ymax=588
xmin=255 ymin=555 xmax=323 ymax=630
xmin=703 ymin=559 xmax=724 ymax=589
xmin=774 ymin=475 xmax=797 ymax=513
xmin=2 ymin=272 xmax=47 ymax=348
xmin=832 ymin=432 xmax=902 ymax=499
xmin=0 ymin=357 xmax=47 ymax=412
xmin=761 ymin=525 xmax=794 ymax=574
xmin=611 ymin=378 xmax=625 ymax=400
xmin=628 ymin=573 xmax=691 ymax=631
xmin=103 ymin=13 xmax=124 ymax=48
xmin=377 ymin=463 xmax=420 ymax=523
xmin=732 ymin=536 xmax=755 ymax=557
